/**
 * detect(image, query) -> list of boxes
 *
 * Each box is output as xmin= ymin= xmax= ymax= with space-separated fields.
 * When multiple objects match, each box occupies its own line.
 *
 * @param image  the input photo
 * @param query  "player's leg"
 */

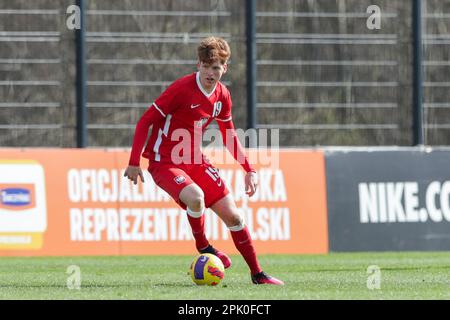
xmin=210 ymin=194 xmax=284 ymax=285
xmin=148 ymin=163 xmax=210 ymax=251
xmin=179 ymin=182 xmax=204 ymax=212
xmin=179 ymin=184 xmax=210 ymax=252
xmin=185 ymin=163 xmax=235 ymax=268
xmin=179 ymin=182 xmax=232 ymax=268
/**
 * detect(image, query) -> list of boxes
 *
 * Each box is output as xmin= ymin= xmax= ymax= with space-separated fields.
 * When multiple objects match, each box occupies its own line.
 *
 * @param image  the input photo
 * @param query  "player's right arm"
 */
xmin=124 ymin=105 xmax=165 ymax=184
xmin=125 ymin=77 xmax=183 ymax=184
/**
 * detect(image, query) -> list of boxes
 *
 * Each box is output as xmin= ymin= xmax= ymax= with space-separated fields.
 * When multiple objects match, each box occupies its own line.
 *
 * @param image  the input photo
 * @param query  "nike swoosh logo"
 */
xmin=191 ymin=104 xmax=201 ymax=109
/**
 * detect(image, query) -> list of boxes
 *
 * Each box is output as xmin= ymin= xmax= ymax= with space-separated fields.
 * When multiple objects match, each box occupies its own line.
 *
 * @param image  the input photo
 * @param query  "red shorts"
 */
xmin=148 ymin=161 xmax=229 ymax=210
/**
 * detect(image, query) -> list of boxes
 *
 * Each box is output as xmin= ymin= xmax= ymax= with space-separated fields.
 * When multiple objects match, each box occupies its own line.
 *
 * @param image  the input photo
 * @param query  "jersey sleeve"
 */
xmin=152 ymin=80 xmax=182 ymax=117
xmin=217 ymin=119 xmax=255 ymax=173
xmin=128 ymin=106 xmax=165 ymax=166
xmin=215 ymin=88 xmax=232 ymax=122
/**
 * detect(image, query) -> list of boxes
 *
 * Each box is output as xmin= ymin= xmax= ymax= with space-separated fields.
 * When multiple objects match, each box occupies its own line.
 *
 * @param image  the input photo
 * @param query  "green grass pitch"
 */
xmin=0 ymin=252 xmax=449 ymax=299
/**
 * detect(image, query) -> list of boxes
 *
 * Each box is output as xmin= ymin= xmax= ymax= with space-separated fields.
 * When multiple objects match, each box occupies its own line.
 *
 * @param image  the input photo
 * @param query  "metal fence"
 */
xmin=0 ymin=0 xmax=448 ymax=147
xmin=84 ymin=0 xmax=236 ymax=147
xmin=0 ymin=5 xmax=67 ymax=146
xmin=254 ymin=0 xmax=410 ymax=146
xmin=423 ymin=0 xmax=450 ymax=145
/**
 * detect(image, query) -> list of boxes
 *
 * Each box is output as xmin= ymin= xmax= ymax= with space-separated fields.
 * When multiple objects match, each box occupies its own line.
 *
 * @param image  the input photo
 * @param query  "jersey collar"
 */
xmin=196 ymin=71 xmax=217 ymax=98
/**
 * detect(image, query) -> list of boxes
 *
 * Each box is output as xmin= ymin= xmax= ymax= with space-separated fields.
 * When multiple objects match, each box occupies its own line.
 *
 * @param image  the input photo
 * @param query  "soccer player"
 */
xmin=124 ymin=36 xmax=283 ymax=285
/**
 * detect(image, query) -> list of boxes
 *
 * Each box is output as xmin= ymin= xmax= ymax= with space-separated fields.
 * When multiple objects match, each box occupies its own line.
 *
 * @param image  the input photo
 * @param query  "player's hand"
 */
xmin=245 ymin=171 xmax=258 ymax=197
xmin=124 ymin=166 xmax=145 ymax=185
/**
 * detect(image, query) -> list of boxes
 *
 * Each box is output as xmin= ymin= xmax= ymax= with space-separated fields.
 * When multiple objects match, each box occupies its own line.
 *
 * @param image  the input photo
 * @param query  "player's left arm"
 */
xmin=216 ymin=89 xmax=258 ymax=196
xmin=217 ymin=118 xmax=258 ymax=197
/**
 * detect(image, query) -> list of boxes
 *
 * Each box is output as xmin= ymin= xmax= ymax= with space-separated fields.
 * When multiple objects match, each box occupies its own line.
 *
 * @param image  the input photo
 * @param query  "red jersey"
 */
xmin=129 ymin=72 xmax=254 ymax=172
xmin=144 ymin=72 xmax=231 ymax=163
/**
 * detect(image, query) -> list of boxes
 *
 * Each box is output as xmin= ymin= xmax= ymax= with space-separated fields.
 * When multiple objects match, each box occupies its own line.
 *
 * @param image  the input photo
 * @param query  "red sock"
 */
xmin=187 ymin=213 xmax=209 ymax=251
xmin=230 ymin=226 xmax=262 ymax=275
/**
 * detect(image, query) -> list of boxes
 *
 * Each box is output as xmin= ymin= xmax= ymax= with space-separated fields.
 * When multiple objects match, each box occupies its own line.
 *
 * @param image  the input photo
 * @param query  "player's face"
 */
xmin=197 ymin=60 xmax=227 ymax=91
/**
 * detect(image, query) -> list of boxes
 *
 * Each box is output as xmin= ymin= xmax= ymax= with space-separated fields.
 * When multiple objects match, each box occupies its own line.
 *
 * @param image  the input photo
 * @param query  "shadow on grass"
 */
xmin=300 ymin=265 xmax=450 ymax=272
xmin=0 ymin=282 xmax=194 ymax=289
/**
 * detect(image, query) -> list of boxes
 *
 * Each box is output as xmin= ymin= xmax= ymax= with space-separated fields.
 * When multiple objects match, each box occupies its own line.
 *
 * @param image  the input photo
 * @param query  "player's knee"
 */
xmin=228 ymin=216 xmax=245 ymax=231
xmin=180 ymin=185 xmax=205 ymax=212
xmin=188 ymin=193 xmax=205 ymax=213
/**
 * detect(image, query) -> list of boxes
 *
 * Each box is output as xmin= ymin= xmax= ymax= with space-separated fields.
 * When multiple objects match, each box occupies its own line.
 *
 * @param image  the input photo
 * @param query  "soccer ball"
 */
xmin=189 ymin=253 xmax=225 ymax=286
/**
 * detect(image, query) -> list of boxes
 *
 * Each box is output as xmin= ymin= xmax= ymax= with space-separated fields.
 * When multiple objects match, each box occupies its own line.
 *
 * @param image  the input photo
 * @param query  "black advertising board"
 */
xmin=325 ymin=148 xmax=450 ymax=251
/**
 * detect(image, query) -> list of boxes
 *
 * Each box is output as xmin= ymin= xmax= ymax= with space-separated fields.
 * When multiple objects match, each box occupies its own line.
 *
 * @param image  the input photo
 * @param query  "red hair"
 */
xmin=197 ymin=37 xmax=231 ymax=64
